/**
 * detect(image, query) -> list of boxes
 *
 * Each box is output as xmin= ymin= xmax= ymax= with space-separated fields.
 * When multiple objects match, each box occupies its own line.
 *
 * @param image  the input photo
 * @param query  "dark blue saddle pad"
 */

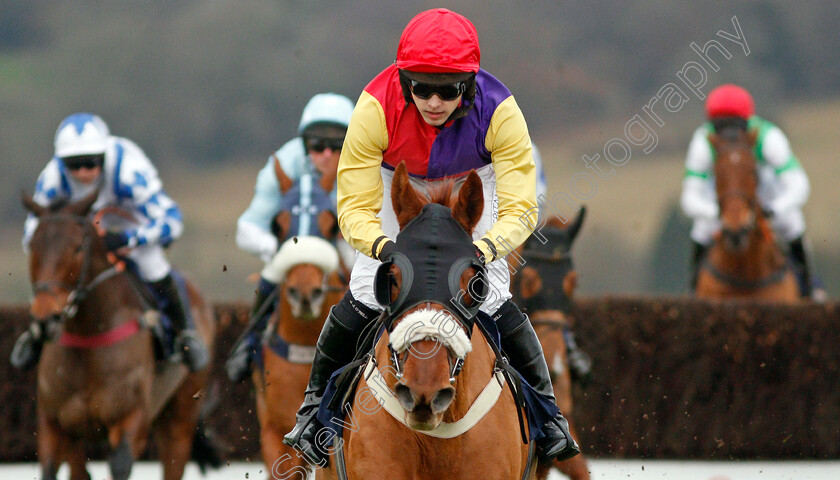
xmin=317 ymin=311 xmax=557 ymax=443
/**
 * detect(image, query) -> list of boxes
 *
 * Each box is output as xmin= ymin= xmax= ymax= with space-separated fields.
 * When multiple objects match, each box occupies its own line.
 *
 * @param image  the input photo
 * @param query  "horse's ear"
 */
xmin=317 ymin=211 xmax=339 ymax=241
xmin=746 ymin=128 xmax=758 ymax=147
xmin=273 ymin=155 xmax=294 ymax=193
xmin=68 ymin=188 xmax=99 ymax=216
xmin=707 ymin=132 xmax=721 ymax=149
xmin=21 ymin=191 xmax=47 ymax=217
xmin=565 ymin=205 xmax=587 ymax=242
xmin=452 ymin=170 xmax=483 ymax=234
xmin=391 ymin=162 xmax=426 ymax=230
xmin=272 ymin=211 xmax=291 ymax=240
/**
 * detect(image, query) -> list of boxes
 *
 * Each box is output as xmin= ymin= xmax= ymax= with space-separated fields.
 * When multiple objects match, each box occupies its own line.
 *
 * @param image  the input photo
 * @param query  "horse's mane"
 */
xmin=546 ymin=216 xmax=566 ymax=229
xmin=426 ymin=180 xmax=454 ymax=207
xmin=47 ymin=199 xmax=70 ymax=213
xmin=718 ymin=126 xmax=746 ymax=143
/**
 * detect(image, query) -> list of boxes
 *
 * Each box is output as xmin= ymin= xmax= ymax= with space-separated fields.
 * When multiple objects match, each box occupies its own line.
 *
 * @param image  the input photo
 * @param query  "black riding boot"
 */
xmin=283 ymin=291 xmax=379 ymax=466
xmin=10 ymin=320 xmax=48 ymax=370
xmin=788 ymin=236 xmax=813 ymax=298
xmin=226 ymin=277 xmax=277 ymax=382
xmin=690 ymin=241 xmax=709 ymax=290
xmin=562 ymin=326 xmax=592 ymax=387
xmin=152 ymin=274 xmax=209 ymax=372
xmin=495 ymin=300 xmax=580 ymax=462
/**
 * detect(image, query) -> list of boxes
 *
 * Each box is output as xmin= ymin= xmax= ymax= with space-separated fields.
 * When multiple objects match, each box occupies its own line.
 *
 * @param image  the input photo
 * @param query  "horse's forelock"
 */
xmin=426 ymin=181 xmax=454 ymax=207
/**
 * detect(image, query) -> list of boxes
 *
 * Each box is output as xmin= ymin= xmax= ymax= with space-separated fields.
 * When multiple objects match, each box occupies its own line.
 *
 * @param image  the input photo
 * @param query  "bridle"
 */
xmin=385 ymin=302 xmax=468 ymax=384
xmin=31 ymin=214 xmax=121 ymax=325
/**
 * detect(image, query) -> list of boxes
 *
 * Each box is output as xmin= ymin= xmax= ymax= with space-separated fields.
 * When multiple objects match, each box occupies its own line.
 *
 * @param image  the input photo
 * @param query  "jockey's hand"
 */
xmin=473 ymin=243 xmax=488 ymax=264
xmin=377 ymin=239 xmax=396 ymax=262
xmin=102 ymin=231 xmax=129 ymax=252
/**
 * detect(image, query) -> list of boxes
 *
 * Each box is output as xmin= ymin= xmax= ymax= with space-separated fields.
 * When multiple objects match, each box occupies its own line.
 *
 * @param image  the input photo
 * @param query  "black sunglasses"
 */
xmin=304 ymin=137 xmax=344 ymax=153
xmin=63 ymin=154 xmax=104 ymax=171
xmin=409 ymin=80 xmax=466 ymax=101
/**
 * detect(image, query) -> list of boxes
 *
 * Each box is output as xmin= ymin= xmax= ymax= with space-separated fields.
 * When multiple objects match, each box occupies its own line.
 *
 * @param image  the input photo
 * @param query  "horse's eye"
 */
xmin=311 ymin=288 xmax=324 ymax=299
xmin=286 ymin=287 xmax=300 ymax=300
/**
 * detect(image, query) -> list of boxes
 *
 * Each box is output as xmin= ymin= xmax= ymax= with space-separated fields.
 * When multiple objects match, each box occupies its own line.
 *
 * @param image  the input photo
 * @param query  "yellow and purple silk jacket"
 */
xmin=337 ymin=65 xmax=538 ymax=264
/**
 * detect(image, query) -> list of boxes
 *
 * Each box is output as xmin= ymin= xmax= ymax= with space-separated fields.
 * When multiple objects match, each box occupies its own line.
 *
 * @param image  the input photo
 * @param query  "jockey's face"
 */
xmin=63 ymin=154 xmax=104 ymax=185
xmin=308 ymin=142 xmax=341 ymax=177
xmin=411 ymin=91 xmax=461 ymax=127
xmin=304 ymin=125 xmax=345 ymax=177
xmin=69 ymin=166 xmax=102 ymax=184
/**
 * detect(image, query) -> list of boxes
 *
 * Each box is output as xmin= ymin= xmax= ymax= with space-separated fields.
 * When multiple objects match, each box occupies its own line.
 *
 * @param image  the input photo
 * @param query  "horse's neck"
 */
xmin=66 ymin=263 xmax=144 ymax=334
xmin=275 ymin=296 xmax=326 ymax=345
xmin=712 ymin=230 xmax=785 ymax=278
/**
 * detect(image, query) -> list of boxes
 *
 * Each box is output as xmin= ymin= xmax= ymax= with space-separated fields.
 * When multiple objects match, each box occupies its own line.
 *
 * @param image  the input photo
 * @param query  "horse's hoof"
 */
xmin=108 ymin=440 xmax=134 ymax=480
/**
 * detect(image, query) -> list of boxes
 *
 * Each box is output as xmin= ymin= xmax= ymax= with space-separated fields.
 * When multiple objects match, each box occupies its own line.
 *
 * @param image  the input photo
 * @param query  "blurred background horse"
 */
xmin=252 ymin=234 xmax=346 ymax=478
xmin=22 ymin=191 xmax=217 ymax=480
xmin=244 ymin=172 xmax=348 ymax=478
xmin=511 ymin=207 xmax=591 ymax=480
xmin=695 ymin=130 xmax=800 ymax=301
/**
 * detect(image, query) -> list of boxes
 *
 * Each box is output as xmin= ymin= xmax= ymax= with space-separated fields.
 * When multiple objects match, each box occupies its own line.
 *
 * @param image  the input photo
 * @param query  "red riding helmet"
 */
xmin=705 ymin=84 xmax=755 ymax=119
xmin=395 ymin=8 xmax=480 ymax=73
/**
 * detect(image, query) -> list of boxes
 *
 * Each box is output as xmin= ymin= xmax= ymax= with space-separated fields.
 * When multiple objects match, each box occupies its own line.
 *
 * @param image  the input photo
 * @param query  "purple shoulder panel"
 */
xmin=426 ymin=70 xmax=512 ymax=179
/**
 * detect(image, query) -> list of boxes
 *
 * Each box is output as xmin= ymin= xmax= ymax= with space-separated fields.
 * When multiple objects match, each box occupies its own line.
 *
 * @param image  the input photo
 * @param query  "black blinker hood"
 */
xmin=374 ymin=203 xmax=487 ymax=333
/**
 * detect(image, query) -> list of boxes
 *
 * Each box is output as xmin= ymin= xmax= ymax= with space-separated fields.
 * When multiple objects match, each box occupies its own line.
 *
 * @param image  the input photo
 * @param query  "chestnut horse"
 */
xmin=695 ymin=129 xmax=800 ymax=301
xmin=318 ymin=163 xmax=534 ymax=480
xmin=510 ymin=208 xmax=590 ymax=480
xmin=253 ymin=235 xmax=347 ymax=479
xmin=22 ymin=191 xmax=217 ymax=480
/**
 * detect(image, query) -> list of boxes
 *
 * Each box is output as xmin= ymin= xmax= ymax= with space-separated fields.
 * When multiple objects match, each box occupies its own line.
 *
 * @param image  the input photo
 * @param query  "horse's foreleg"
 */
xmin=154 ymin=413 xmax=196 ymax=480
xmin=555 ymin=421 xmax=590 ymax=480
xmin=65 ymin=440 xmax=92 ymax=480
xmin=37 ymin=414 xmax=62 ymax=480
xmin=155 ymin=375 xmax=208 ymax=480
xmin=107 ymin=407 xmax=149 ymax=480
xmin=534 ymin=460 xmax=551 ymax=480
xmin=262 ymin=426 xmax=309 ymax=480
xmin=556 ymin=453 xmax=591 ymax=480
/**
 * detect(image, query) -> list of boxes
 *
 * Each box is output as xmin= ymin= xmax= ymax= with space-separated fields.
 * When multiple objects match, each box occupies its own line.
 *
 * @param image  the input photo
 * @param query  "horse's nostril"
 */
xmin=430 ymin=387 xmax=455 ymax=414
xmin=395 ymin=384 xmax=415 ymax=412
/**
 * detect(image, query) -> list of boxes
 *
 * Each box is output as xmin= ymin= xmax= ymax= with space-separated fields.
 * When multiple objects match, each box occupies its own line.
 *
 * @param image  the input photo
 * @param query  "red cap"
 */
xmin=395 ymin=8 xmax=480 ymax=73
xmin=705 ymin=84 xmax=755 ymax=119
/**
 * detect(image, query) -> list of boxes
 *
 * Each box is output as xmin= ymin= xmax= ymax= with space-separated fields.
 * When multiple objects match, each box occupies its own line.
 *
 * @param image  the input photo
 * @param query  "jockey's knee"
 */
xmin=128 ymin=244 xmax=171 ymax=282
